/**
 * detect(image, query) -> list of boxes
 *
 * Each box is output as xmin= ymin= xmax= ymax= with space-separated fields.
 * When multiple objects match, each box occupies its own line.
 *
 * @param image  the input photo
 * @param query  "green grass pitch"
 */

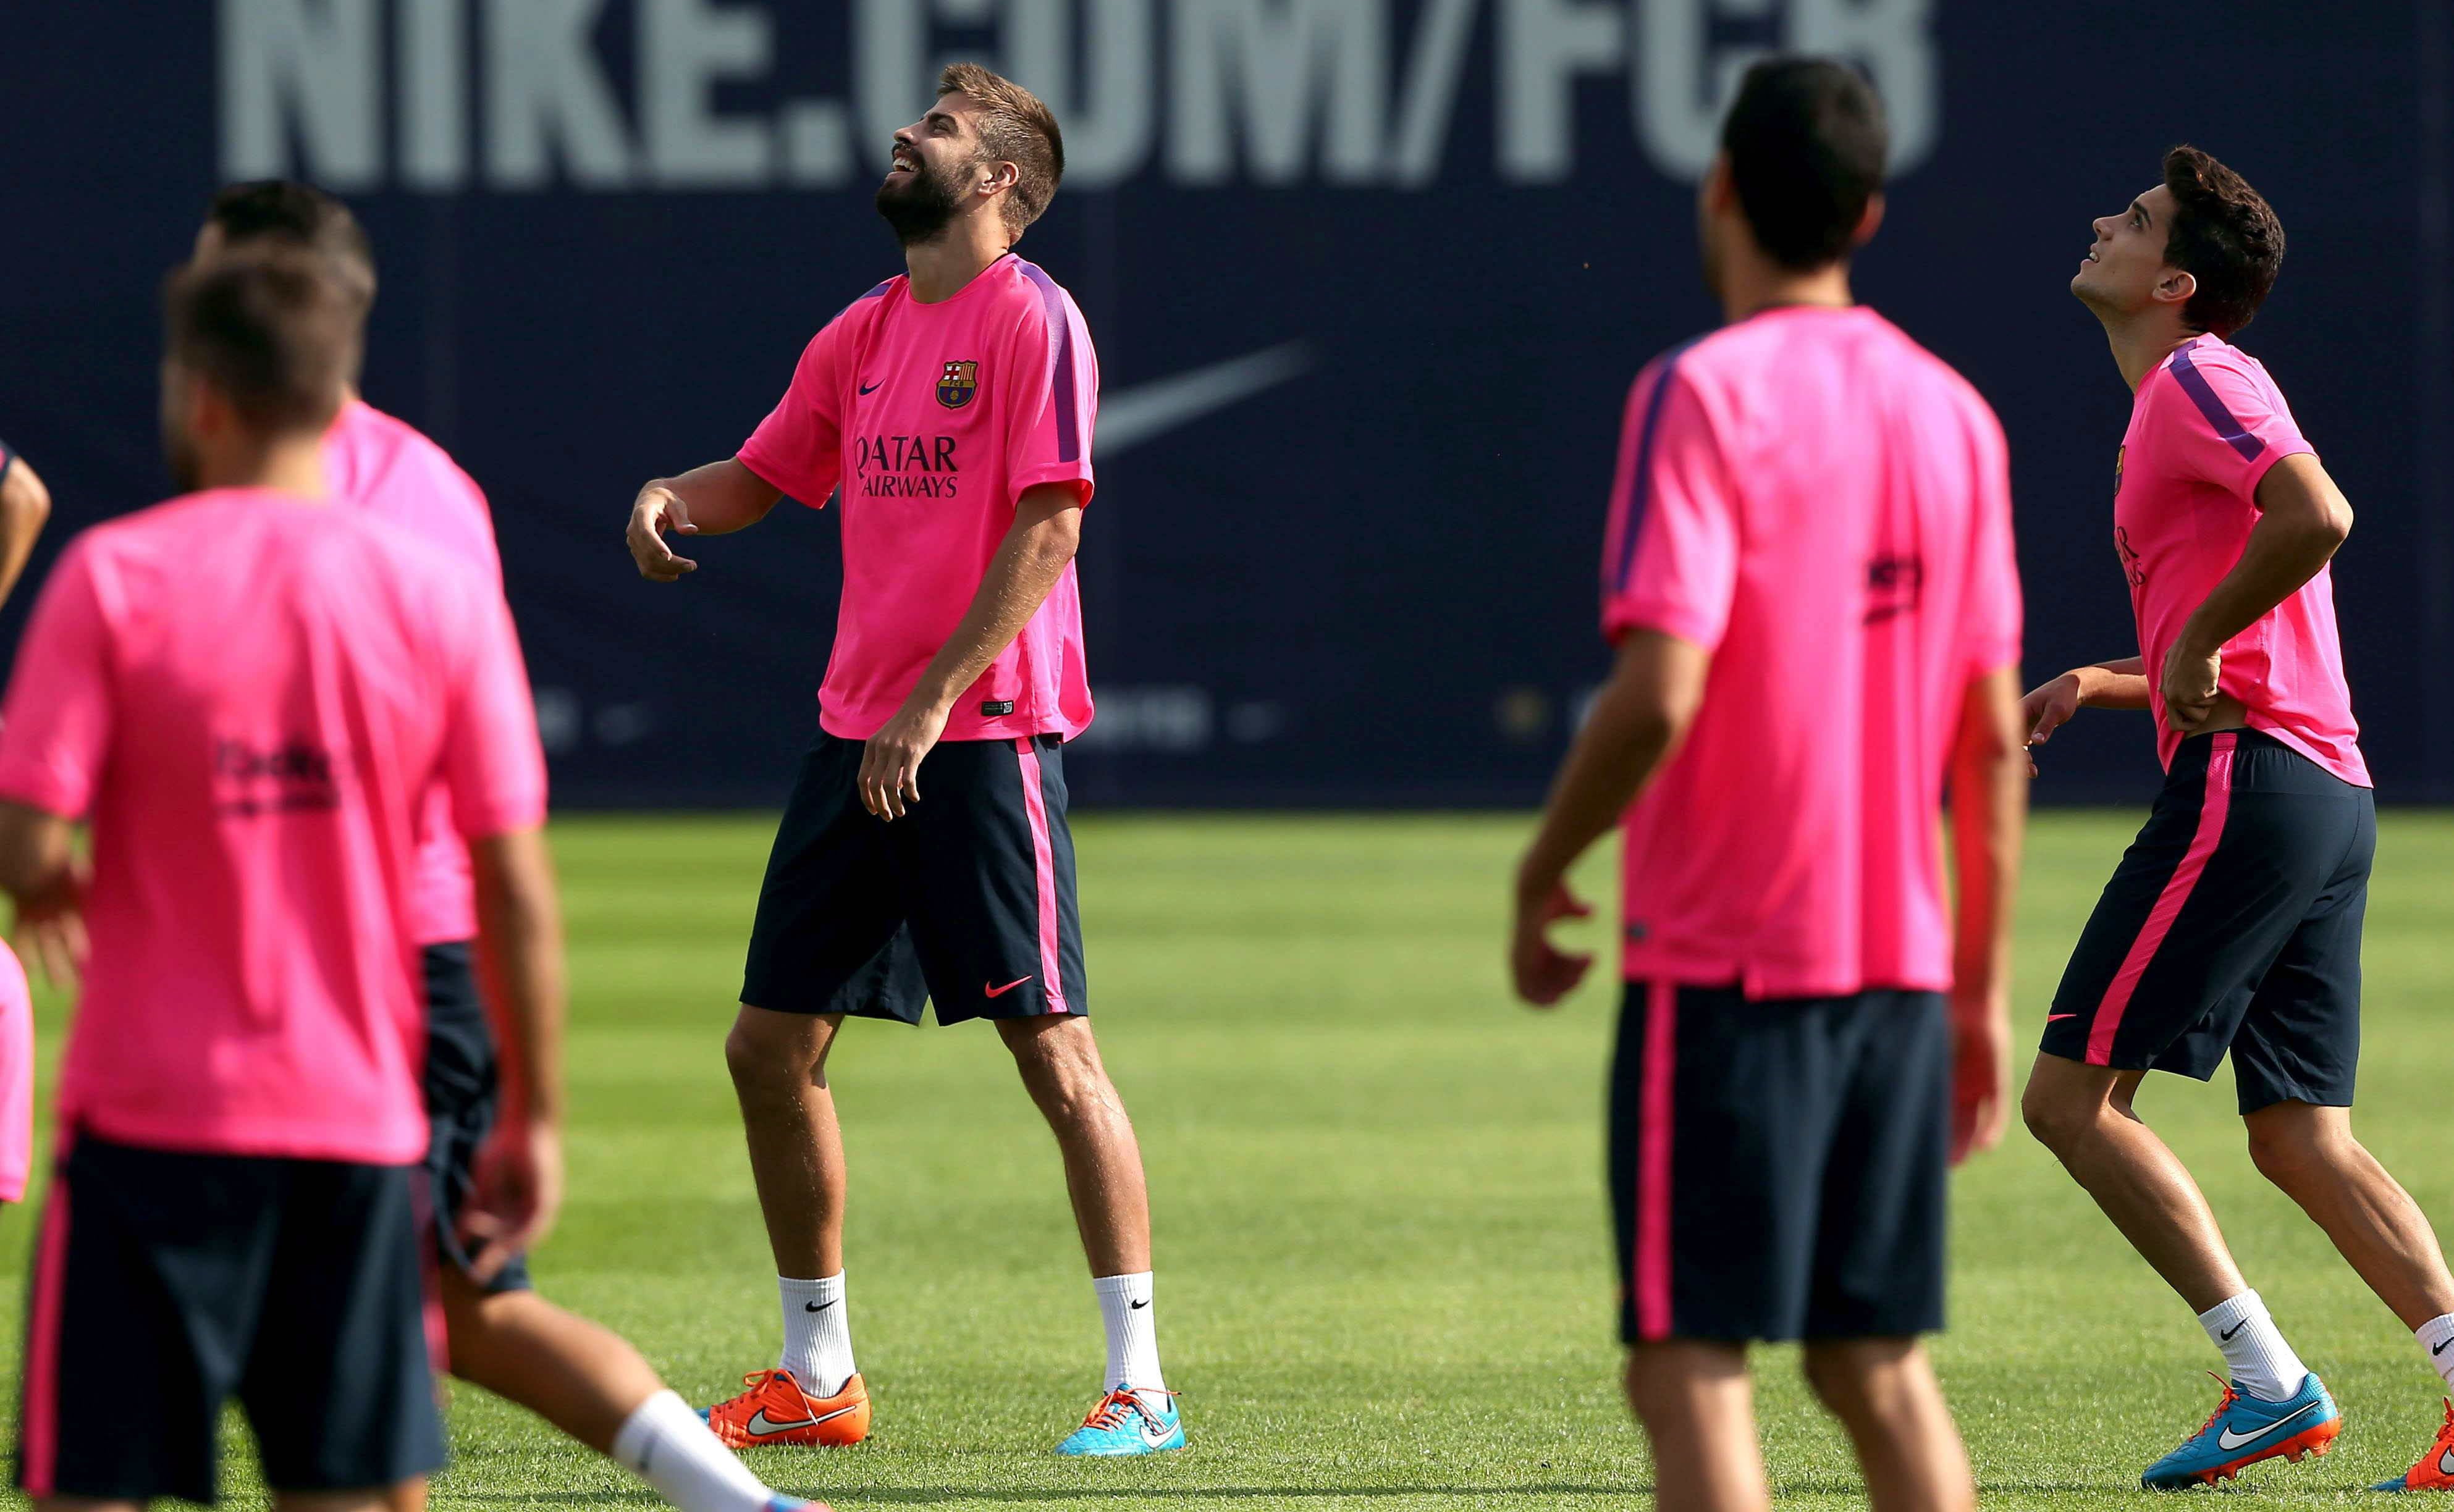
xmin=5 ymin=810 xmax=2453 ymax=1510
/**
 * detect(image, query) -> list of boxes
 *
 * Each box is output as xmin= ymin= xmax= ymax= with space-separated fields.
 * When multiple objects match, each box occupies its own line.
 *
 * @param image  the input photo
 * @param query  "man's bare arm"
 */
xmin=2164 ymin=453 xmax=2351 ymax=731
xmin=0 ymin=800 xmax=85 ymax=989
xmin=625 ymin=458 xmax=785 ymax=581
xmin=857 ymin=485 xmax=1084 ymax=820
xmin=1508 ymin=631 xmax=1711 ymax=1006
xmin=1947 ymin=664 xmax=2028 ymax=1162
xmin=462 ymin=826 xmax=567 ymax=1279
xmin=0 ymin=455 xmax=53 ymax=609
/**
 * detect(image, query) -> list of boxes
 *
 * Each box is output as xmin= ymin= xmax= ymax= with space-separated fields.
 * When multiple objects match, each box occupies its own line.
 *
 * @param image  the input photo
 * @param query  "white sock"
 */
xmin=1093 ymin=1271 xmax=1165 ymax=1393
xmin=2418 ymin=1313 xmax=2454 ymax=1392
xmin=611 ymin=1390 xmax=782 ymax=1512
xmin=778 ymin=1273 xmax=854 ymax=1396
xmin=2198 ymin=1291 xmax=2309 ymax=1401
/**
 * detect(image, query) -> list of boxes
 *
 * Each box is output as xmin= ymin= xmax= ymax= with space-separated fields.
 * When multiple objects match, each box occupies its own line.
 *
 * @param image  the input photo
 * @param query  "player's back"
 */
xmin=0 ymin=489 xmax=518 ymax=1163
xmin=1606 ymin=306 xmax=2020 ymax=998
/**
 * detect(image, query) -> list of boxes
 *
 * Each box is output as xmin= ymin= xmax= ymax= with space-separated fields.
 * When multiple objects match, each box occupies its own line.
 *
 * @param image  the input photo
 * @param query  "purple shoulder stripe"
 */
xmin=832 ymin=277 xmax=897 ymax=322
xmin=1610 ymin=338 xmax=1704 ymax=594
xmin=1014 ymin=259 xmax=1085 ymax=464
xmin=2169 ymin=345 xmax=2267 ymax=462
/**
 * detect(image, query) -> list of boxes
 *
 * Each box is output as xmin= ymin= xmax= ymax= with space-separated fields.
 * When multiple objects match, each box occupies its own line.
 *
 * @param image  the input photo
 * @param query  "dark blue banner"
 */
xmin=2 ymin=2 xmax=2446 ymax=805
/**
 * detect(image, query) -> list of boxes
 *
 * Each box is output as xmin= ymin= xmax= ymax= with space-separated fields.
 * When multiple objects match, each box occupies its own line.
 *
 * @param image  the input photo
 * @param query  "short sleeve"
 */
xmin=2165 ymin=346 xmax=2315 ymax=505
xmin=1601 ymin=363 xmax=1738 ymax=651
xmin=1959 ymin=400 xmax=2024 ymax=678
xmin=737 ymin=318 xmax=848 ymax=510
xmin=1005 ymin=274 xmax=1098 ymax=509
xmin=440 ymin=591 xmax=549 ymax=840
xmin=0 ymin=538 xmax=115 ymax=820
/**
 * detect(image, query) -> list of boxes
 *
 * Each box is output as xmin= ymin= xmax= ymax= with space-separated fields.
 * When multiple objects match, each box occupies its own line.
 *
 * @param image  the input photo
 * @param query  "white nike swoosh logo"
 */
xmin=744 ymin=1402 xmax=861 ymax=1436
xmin=1097 ymin=342 xmax=1312 ymax=458
xmin=2214 ymin=1400 xmax=2322 ymax=1450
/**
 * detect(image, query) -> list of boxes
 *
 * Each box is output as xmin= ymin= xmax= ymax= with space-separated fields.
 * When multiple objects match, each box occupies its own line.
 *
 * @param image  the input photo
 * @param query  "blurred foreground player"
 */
xmin=0 ymin=248 xmax=532 ymax=1511
xmin=2026 ymin=146 xmax=2454 ymax=1492
xmin=196 ymin=180 xmax=825 ymax=1512
xmin=0 ymin=436 xmax=51 ymax=1207
xmin=624 ymin=64 xmax=1176 ymax=1456
xmin=1510 ymin=59 xmax=2028 ymax=1512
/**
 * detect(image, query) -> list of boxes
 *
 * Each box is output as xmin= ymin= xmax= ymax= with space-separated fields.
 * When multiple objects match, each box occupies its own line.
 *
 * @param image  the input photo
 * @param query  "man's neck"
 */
xmin=903 ymin=217 xmax=1013 ymax=304
xmin=2098 ymin=311 xmax=2199 ymax=393
xmin=1717 ymin=259 xmax=1854 ymax=326
xmin=197 ymin=432 xmax=330 ymax=498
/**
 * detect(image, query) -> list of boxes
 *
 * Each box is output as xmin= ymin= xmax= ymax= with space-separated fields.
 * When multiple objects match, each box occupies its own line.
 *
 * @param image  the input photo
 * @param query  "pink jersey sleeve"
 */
xmin=737 ymin=319 xmax=847 ymax=509
xmin=0 ymin=540 xmax=114 ymax=819
xmin=1007 ymin=266 xmax=1098 ymax=508
xmin=1601 ymin=363 xmax=1739 ymax=650
xmin=440 ymin=591 xmax=549 ymax=839
xmin=0 ymin=939 xmax=30 ymax=1202
xmin=2164 ymin=345 xmax=2315 ymax=505
xmin=1960 ymin=399 xmax=2024 ymax=676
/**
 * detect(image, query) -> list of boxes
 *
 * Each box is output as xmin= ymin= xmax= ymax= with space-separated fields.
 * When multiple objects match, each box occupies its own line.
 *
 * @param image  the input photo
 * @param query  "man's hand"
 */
xmin=626 ymin=484 xmax=699 ymax=581
xmin=859 ymin=699 xmax=953 ymax=820
xmin=460 ymin=1114 xmax=563 ymax=1283
xmin=2161 ymin=636 xmax=2225 ymax=734
xmin=2021 ymin=671 xmax=2084 ymax=775
xmin=1948 ymin=985 xmax=2012 ymax=1165
xmin=1510 ymin=878 xmax=1595 ymax=1007
xmin=11 ymin=856 xmax=88 ymax=993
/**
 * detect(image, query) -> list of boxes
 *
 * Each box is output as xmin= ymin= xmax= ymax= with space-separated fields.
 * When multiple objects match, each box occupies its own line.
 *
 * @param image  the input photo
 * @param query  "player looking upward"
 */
xmin=622 ymin=63 xmax=1174 ymax=1457
xmin=0 ymin=248 xmax=539 ymax=1512
xmin=0 ymin=437 xmax=52 ymax=1209
xmin=1511 ymin=59 xmax=2029 ymax=1512
xmin=194 ymin=180 xmax=827 ymax=1512
xmin=2025 ymin=145 xmax=2454 ymax=1492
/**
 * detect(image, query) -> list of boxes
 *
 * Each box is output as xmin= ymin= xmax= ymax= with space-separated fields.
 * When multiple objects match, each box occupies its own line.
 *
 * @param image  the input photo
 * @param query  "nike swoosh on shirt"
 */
xmin=1097 ymin=342 xmax=1313 ymax=457
xmin=858 ymin=379 xmax=882 ymax=394
xmin=2214 ymin=1400 xmax=2323 ymax=1451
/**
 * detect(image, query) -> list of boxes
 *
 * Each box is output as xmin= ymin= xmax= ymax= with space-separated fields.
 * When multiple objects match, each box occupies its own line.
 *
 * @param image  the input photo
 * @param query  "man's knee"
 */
xmin=2022 ymin=1056 xmax=2127 ymax=1155
xmin=1000 ymin=1017 xmax=1110 ymax=1102
xmin=1802 ymin=1338 xmax=1934 ymax=1430
xmin=725 ymin=1006 xmax=830 ymax=1091
xmin=2245 ymin=1106 xmax=2346 ymax=1192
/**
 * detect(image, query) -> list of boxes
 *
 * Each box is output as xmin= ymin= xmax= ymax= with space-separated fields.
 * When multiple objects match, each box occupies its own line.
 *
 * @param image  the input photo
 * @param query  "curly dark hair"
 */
xmin=2161 ymin=146 xmax=2284 ymax=337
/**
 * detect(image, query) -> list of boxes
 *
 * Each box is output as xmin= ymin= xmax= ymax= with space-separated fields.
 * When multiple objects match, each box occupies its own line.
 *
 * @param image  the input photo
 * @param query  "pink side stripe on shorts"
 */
xmin=1014 ymin=739 xmax=1067 ymax=1013
xmin=20 ymin=1163 xmax=72 ymax=1496
xmin=2088 ymin=732 xmax=2240 ymax=1065
xmin=1634 ymin=980 xmax=1679 ymax=1341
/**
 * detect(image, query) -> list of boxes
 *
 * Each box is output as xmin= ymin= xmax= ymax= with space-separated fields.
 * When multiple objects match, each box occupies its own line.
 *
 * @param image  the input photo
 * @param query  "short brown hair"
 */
xmin=2162 ymin=145 xmax=2285 ymax=337
xmin=163 ymin=248 xmax=360 ymax=433
xmin=938 ymin=63 xmax=1065 ymax=237
xmin=205 ymin=180 xmax=377 ymax=309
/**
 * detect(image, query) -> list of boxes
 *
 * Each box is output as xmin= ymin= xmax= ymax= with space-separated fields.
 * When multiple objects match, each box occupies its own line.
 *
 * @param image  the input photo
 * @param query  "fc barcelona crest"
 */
xmin=937 ymin=359 xmax=979 ymax=409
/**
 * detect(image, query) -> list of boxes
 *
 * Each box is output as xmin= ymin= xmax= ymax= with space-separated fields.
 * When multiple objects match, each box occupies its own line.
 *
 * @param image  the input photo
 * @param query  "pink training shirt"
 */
xmin=738 ymin=254 xmax=1098 ymax=743
xmin=2116 ymin=334 xmax=2366 ymax=786
xmin=1602 ymin=306 xmax=2023 ymax=999
xmin=0 ymin=490 xmax=547 ymax=1164
xmin=325 ymin=398 xmax=505 ymax=945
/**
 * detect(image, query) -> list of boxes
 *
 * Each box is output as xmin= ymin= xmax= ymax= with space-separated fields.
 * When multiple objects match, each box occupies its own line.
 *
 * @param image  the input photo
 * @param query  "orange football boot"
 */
xmin=704 ymin=1369 xmax=871 ymax=1448
xmin=2372 ymin=1399 xmax=2454 ymax=1492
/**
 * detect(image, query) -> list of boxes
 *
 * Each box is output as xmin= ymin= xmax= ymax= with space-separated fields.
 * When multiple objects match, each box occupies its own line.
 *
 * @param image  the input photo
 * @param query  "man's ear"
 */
xmin=1851 ymin=191 xmax=1886 ymax=248
xmin=979 ymin=159 xmax=1020 ymax=199
xmin=2154 ymin=267 xmax=2198 ymax=309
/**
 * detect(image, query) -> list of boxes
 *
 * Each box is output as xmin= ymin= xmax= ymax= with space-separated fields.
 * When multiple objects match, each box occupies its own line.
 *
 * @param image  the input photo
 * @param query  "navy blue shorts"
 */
xmin=14 ymin=1135 xmax=445 ymax=1502
xmin=421 ymin=941 xmax=530 ymax=1294
xmin=2042 ymin=730 xmax=2372 ymax=1114
xmin=742 ymin=732 xmax=1086 ymax=1025
xmin=1609 ymin=981 xmax=1950 ymax=1345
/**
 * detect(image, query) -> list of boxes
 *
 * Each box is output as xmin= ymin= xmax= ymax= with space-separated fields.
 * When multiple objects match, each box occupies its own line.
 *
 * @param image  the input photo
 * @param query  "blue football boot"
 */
xmin=1054 ymin=1386 xmax=1184 ymax=1456
xmin=2143 ymin=1372 xmax=2341 ymax=1489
